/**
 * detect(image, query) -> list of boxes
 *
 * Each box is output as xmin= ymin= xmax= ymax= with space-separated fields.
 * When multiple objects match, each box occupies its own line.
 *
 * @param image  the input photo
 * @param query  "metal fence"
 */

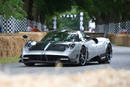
xmin=1 ymin=15 xmax=130 ymax=34
xmin=0 ymin=16 xmax=45 ymax=34
xmin=96 ymin=21 xmax=130 ymax=34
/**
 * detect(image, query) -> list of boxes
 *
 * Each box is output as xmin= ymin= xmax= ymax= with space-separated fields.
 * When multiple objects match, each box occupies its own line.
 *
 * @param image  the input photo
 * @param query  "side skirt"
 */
xmin=88 ymin=53 xmax=106 ymax=62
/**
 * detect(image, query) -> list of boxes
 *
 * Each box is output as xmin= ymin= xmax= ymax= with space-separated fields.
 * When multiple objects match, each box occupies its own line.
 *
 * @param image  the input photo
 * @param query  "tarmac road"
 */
xmin=0 ymin=45 xmax=130 ymax=75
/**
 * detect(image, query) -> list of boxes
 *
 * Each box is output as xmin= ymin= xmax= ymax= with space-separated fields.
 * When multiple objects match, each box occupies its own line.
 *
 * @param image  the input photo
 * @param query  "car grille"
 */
xmin=23 ymin=55 xmax=68 ymax=62
xmin=24 ymin=55 xmax=46 ymax=61
xmin=46 ymin=55 xmax=68 ymax=61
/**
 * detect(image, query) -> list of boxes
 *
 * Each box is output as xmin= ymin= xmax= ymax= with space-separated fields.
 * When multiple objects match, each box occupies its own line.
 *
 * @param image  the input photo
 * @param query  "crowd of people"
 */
xmin=27 ymin=24 xmax=40 ymax=32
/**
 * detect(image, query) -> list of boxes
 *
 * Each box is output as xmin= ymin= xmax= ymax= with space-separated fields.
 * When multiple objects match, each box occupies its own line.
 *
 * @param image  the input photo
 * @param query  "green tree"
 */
xmin=57 ymin=6 xmax=80 ymax=31
xmin=57 ymin=6 xmax=90 ymax=31
xmin=23 ymin=0 xmax=33 ymax=20
xmin=0 ymin=0 xmax=26 ymax=33
xmin=0 ymin=0 xmax=26 ymax=19
xmin=24 ymin=0 xmax=73 ymax=24
xmin=75 ymin=0 xmax=130 ymax=24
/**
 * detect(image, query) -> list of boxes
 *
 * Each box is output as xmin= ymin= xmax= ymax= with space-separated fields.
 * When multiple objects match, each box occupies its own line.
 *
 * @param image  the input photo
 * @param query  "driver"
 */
xmin=53 ymin=34 xmax=60 ymax=41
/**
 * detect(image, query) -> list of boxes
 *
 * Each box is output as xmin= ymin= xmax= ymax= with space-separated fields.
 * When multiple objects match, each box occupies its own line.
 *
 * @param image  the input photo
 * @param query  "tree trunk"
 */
xmin=23 ymin=0 xmax=33 ymax=20
xmin=32 ymin=6 xmax=38 ymax=22
xmin=40 ymin=15 xmax=45 ymax=24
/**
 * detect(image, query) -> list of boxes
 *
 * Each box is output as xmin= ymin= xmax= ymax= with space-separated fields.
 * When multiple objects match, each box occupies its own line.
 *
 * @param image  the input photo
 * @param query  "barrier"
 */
xmin=0 ymin=32 xmax=47 ymax=58
xmin=85 ymin=33 xmax=104 ymax=38
xmin=107 ymin=33 xmax=130 ymax=46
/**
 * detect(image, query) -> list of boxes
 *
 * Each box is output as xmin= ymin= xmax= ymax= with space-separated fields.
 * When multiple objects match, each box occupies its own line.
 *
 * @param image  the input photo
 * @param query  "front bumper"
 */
xmin=20 ymin=55 xmax=76 ymax=64
xmin=21 ymin=47 xmax=78 ymax=64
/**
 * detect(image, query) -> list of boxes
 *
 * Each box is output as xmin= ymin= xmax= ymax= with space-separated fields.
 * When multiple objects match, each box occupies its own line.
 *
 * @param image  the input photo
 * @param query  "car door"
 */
xmin=80 ymin=32 xmax=97 ymax=59
xmin=91 ymin=38 xmax=105 ymax=57
xmin=96 ymin=38 xmax=106 ymax=55
xmin=84 ymin=39 xmax=97 ymax=59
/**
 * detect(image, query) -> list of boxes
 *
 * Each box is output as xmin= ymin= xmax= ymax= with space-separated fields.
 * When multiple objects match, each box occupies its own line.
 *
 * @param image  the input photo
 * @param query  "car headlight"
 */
xmin=23 ymin=57 xmax=29 ymax=59
xmin=31 ymin=41 xmax=37 ymax=46
xmin=24 ymin=40 xmax=36 ymax=48
xmin=69 ymin=44 xmax=75 ymax=49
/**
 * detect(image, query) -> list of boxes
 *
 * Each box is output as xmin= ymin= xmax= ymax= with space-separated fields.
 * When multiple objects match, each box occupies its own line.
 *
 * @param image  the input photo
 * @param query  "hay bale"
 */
xmin=0 ymin=32 xmax=47 ymax=58
xmin=0 ymin=36 xmax=28 ymax=58
xmin=107 ymin=33 xmax=130 ymax=46
xmin=127 ymin=35 xmax=130 ymax=46
xmin=15 ymin=32 xmax=47 ymax=41
xmin=114 ymin=34 xmax=128 ymax=46
xmin=85 ymin=33 xmax=104 ymax=38
xmin=107 ymin=33 xmax=116 ymax=44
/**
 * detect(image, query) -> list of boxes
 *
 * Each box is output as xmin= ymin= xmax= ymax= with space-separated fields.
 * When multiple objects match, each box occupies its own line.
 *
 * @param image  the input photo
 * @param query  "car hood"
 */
xmin=29 ymin=41 xmax=72 ymax=51
xmin=29 ymin=41 xmax=48 ymax=50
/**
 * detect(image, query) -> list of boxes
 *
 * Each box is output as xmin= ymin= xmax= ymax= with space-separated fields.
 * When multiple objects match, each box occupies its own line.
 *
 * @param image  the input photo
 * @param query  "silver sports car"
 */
xmin=20 ymin=31 xmax=112 ymax=66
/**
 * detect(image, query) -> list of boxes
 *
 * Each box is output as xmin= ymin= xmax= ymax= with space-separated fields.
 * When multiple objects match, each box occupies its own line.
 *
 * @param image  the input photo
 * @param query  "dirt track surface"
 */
xmin=0 ymin=45 xmax=130 ymax=75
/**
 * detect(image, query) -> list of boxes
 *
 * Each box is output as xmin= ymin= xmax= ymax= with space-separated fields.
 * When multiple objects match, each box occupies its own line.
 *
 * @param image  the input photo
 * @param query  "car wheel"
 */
xmin=24 ymin=63 xmax=35 ymax=66
xmin=98 ymin=44 xmax=112 ymax=64
xmin=79 ymin=46 xmax=88 ymax=66
xmin=105 ymin=44 xmax=112 ymax=63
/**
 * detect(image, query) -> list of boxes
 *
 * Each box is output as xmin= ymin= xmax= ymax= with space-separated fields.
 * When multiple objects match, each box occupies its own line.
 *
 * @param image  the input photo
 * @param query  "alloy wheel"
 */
xmin=79 ymin=47 xmax=87 ymax=66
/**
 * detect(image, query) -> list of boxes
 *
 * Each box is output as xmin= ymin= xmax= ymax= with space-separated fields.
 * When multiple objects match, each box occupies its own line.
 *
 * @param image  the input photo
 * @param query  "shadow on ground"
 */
xmin=19 ymin=62 xmax=108 ymax=68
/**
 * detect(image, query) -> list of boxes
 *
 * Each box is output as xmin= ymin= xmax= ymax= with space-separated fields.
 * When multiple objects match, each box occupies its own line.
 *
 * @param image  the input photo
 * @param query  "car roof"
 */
xmin=49 ymin=30 xmax=90 ymax=37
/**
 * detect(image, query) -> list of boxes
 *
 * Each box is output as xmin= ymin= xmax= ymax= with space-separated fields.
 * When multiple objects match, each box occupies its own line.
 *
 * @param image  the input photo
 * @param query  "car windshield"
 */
xmin=41 ymin=32 xmax=78 ymax=42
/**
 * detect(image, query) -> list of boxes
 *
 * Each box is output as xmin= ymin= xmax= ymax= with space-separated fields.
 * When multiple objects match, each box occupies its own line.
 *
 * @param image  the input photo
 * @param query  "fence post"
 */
xmin=53 ymin=17 xmax=57 ymax=31
xmin=80 ymin=12 xmax=84 ymax=31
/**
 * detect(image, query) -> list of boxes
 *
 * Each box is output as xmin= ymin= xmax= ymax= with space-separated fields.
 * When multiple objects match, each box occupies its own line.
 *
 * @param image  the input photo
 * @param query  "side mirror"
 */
xmin=92 ymin=38 xmax=98 ymax=44
xmin=75 ymin=36 xmax=81 ymax=42
xmin=23 ymin=35 xmax=28 ymax=39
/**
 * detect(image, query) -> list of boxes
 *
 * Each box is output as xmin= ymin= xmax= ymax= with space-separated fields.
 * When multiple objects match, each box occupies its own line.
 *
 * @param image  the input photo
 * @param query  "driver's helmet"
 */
xmin=53 ymin=34 xmax=60 ymax=41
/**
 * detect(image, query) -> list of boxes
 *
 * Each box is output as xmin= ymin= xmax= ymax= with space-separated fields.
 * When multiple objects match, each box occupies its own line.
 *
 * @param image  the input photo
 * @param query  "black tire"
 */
xmin=105 ymin=44 xmax=112 ymax=63
xmin=79 ymin=46 xmax=88 ymax=66
xmin=98 ymin=44 xmax=112 ymax=64
xmin=24 ymin=63 xmax=35 ymax=66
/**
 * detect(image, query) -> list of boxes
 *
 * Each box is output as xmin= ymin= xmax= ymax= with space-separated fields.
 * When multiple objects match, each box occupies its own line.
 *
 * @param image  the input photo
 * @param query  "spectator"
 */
xmin=27 ymin=24 xmax=33 ymax=32
xmin=31 ymin=26 xmax=40 ymax=32
xmin=121 ymin=26 xmax=127 ymax=34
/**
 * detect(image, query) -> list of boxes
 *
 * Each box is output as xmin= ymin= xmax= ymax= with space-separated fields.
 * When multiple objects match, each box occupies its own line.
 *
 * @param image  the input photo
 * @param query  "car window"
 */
xmin=80 ymin=32 xmax=91 ymax=41
xmin=64 ymin=34 xmax=80 ymax=42
xmin=41 ymin=32 xmax=80 ymax=42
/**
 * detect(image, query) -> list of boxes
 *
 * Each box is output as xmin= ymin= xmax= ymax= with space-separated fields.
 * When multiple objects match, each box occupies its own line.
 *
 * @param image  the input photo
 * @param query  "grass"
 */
xmin=0 ymin=57 xmax=19 ymax=64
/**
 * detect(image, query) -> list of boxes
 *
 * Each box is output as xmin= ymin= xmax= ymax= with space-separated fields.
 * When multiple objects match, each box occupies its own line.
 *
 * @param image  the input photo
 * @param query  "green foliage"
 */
xmin=0 ymin=0 xmax=26 ymax=19
xmin=33 ymin=0 xmax=73 ymax=20
xmin=1 ymin=0 xmax=130 ymax=24
xmin=45 ymin=16 xmax=53 ymax=29
xmin=57 ymin=17 xmax=79 ymax=31
xmin=31 ymin=0 xmax=75 ymax=28
xmin=75 ymin=0 xmax=130 ymax=24
xmin=31 ymin=0 xmax=130 ymax=24
xmin=57 ymin=6 xmax=79 ymax=31
xmin=57 ymin=6 xmax=90 ymax=31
